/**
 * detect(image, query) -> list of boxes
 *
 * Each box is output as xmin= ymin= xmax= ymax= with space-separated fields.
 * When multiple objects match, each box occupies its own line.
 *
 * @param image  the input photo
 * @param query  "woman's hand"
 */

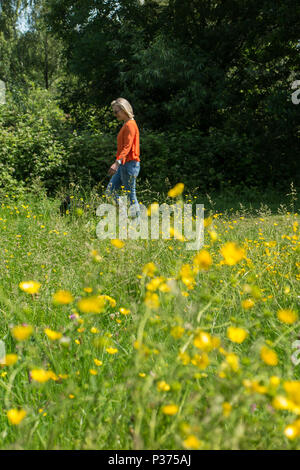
xmin=108 ymin=161 xmax=119 ymax=176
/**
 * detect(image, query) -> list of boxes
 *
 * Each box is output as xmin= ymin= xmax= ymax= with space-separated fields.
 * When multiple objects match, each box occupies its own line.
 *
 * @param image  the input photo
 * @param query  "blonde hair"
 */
xmin=111 ymin=97 xmax=134 ymax=119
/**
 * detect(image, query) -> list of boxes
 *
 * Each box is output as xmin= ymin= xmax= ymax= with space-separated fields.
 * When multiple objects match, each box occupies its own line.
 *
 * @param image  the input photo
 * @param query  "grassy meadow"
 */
xmin=0 ymin=183 xmax=299 ymax=450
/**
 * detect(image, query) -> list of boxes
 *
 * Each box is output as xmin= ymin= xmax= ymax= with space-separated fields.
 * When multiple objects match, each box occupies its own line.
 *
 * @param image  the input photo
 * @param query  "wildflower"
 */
xmin=139 ymin=372 xmax=146 ymax=378
xmin=171 ymin=326 xmax=185 ymax=339
xmin=277 ymin=309 xmax=298 ymax=324
xmin=69 ymin=394 xmax=75 ymax=399
xmin=191 ymin=353 xmax=210 ymax=369
xmin=193 ymin=250 xmax=212 ymax=271
xmin=241 ymin=299 xmax=255 ymax=309
xmin=19 ymin=281 xmax=41 ymax=295
xmin=91 ymin=327 xmax=99 ymax=334
xmin=142 ymin=262 xmax=157 ymax=277
xmin=284 ymin=421 xmax=300 ymax=440
xmin=157 ymin=381 xmax=170 ymax=392
xmin=7 ymin=409 xmax=27 ymax=425
xmin=90 ymin=369 xmax=98 ymax=375
xmin=220 ymin=242 xmax=246 ymax=265
xmin=144 ymin=292 xmax=160 ymax=310
xmin=106 ymin=347 xmax=118 ymax=354
xmin=146 ymin=277 xmax=165 ymax=291
xmin=111 ymin=239 xmax=125 ymax=248
xmin=77 ymin=296 xmax=106 ymax=314
xmin=284 ymin=381 xmax=300 ymax=406
xmin=182 ymin=435 xmax=202 ymax=450
xmin=161 ymin=404 xmax=179 ymax=415
xmin=260 ymin=346 xmax=278 ymax=366
xmin=168 ymin=183 xmax=184 ymax=198
xmin=44 ymin=328 xmax=62 ymax=341
xmin=30 ymin=369 xmax=53 ymax=383
xmin=222 ymin=402 xmax=232 ymax=417
xmin=227 ymin=326 xmax=248 ymax=344
xmin=52 ymin=290 xmax=74 ymax=305
xmin=98 ymin=294 xmax=116 ymax=308
xmin=12 ymin=325 xmax=33 ymax=341
xmin=120 ymin=307 xmax=130 ymax=315
xmin=93 ymin=359 xmax=103 ymax=366
xmin=178 ymin=351 xmax=190 ymax=365
xmin=90 ymin=249 xmax=102 ymax=262
xmin=225 ymin=353 xmax=239 ymax=372
xmin=193 ymin=331 xmax=213 ymax=351
xmin=3 ymin=354 xmax=18 ymax=366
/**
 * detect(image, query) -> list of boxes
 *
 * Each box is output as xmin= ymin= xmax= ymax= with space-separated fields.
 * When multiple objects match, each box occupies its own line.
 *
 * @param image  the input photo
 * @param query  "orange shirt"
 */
xmin=116 ymin=119 xmax=140 ymax=165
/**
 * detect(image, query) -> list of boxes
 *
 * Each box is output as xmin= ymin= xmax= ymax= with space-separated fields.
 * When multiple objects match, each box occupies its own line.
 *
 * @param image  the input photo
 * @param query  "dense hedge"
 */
xmin=0 ymin=87 xmax=299 ymax=197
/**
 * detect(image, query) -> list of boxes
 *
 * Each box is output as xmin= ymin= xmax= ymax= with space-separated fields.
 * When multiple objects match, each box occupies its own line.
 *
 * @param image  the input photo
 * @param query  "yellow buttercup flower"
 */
xmin=157 ymin=381 xmax=171 ymax=392
xmin=12 ymin=325 xmax=33 ymax=341
xmin=277 ymin=309 xmax=298 ymax=324
xmin=183 ymin=435 xmax=202 ymax=450
xmin=222 ymin=402 xmax=232 ymax=417
xmin=3 ymin=354 xmax=18 ymax=366
xmin=98 ymin=295 xmax=116 ymax=308
xmin=77 ymin=296 xmax=106 ymax=314
xmin=111 ymin=239 xmax=125 ymax=248
xmin=52 ymin=290 xmax=74 ymax=305
xmin=241 ymin=299 xmax=255 ymax=309
xmin=30 ymin=369 xmax=52 ymax=383
xmin=171 ymin=326 xmax=185 ymax=339
xmin=191 ymin=353 xmax=210 ymax=369
xmin=225 ymin=353 xmax=239 ymax=372
xmin=44 ymin=328 xmax=62 ymax=341
xmin=19 ymin=280 xmax=41 ymax=294
xmin=89 ymin=369 xmax=98 ymax=375
xmin=193 ymin=331 xmax=213 ymax=351
xmin=260 ymin=346 xmax=278 ymax=366
xmin=7 ymin=409 xmax=27 ymax=425
xmin=144 ymin=291 xmax=160 ymax=310
xmin=120 ymin=307 xmax=130 ymax=315
xmin=168 ymin=183 xmax=184 ymax=198
xmin=227 ymin=326 xmax=248 ymax=344
xmin=142 ymin=262 xmax=157 ymax=277
xmin=93 ymin=358 xmax=103 ymax=366
xmin=106 ymin=347 xmax=118 ymax=354
xmin=193 ymin=250 xmax=212 ymax=271
xmin=284 ymin=420 xmax=300 ymax=440
xmin=161 ymin=404 xmax=179 ymax=415
xmin=220 ymin=242 xmax=246 ymax=265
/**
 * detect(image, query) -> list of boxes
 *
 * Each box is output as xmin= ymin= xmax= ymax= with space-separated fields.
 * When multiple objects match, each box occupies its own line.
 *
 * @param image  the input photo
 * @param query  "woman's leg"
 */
xmin=105 ymin=164 xmax=123 ymax=206
xmin=121 ymin=161 xmax=140 ymax=217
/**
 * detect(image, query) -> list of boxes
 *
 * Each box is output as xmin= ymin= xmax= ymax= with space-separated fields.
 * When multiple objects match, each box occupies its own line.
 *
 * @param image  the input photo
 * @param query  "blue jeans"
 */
xmin=105 ymin=160 xmax=140 ymax=215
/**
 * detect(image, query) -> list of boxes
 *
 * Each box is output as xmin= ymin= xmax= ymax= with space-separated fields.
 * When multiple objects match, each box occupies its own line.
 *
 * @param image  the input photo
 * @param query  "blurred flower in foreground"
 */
xmin=19 ymin=281 xmax=41 ymax=294
xmin=12 ymin=325 xmax=33 ymax=341
xmin=7 ymin=409 xmax=27 ymax=425
xmin=161 ymin=404 xmax=179 ymax=415
xmin=77 ymin=296 xmax=106 ymax=314
xmin=168 ymin=183 xmax=184 ymax=198
xmin=44 ymin=328 xmax=62 ymax=341
xmin=277 ymin=309 xmax=298 ymax=324
xmin=182 ymin=435 xmax=202 ymax=449
xmin=260 ymin=346 xmax=278 ymax=366
xmin=111 ymin=239 xmax=125 ymax=248
xmin=220 ymin=242 xmax=246 ymax=265
xmin=227 ymin=327 xmax=248 ymax=344
xmin=52 ymin=290 xmax=74 ymax=305
xmin=3 ymin=354 xmax=18 ymax=366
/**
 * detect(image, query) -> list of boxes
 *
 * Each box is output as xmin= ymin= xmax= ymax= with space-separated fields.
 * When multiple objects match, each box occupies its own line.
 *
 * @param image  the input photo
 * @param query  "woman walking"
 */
xmin=105 ymin=98 xmax=141 ymax=218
